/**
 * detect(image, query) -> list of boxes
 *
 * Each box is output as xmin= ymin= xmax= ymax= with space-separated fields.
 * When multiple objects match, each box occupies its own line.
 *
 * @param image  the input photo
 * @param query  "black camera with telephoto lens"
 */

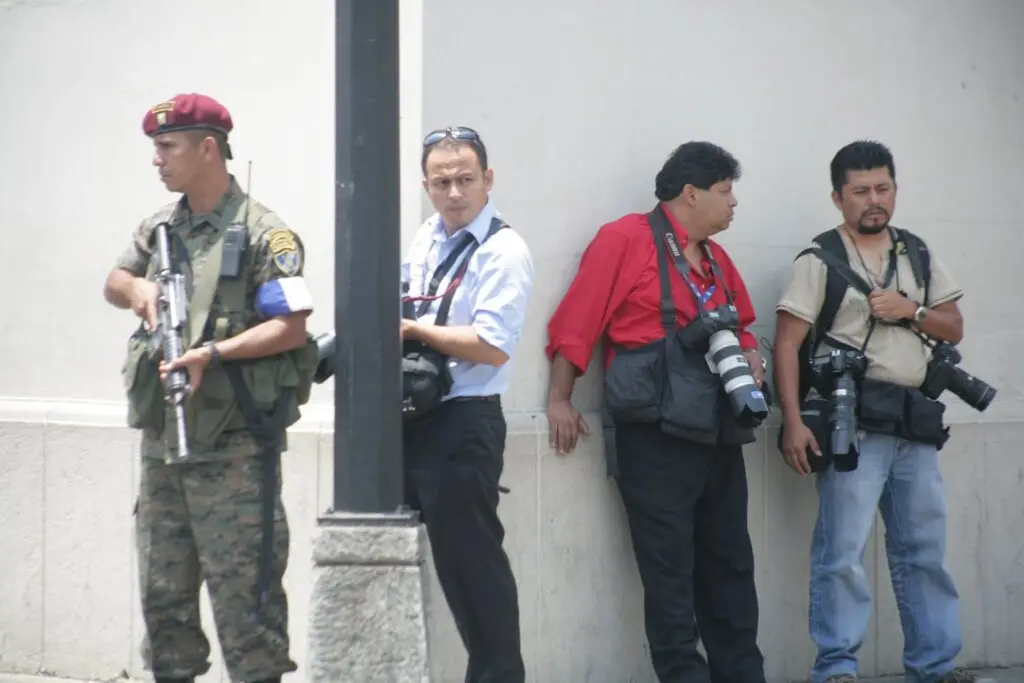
xmin=919 ymin=341 xmax=996 ymax=412
xmin=678 ymin=304 xmax=769 ymax=425
xmin=810 ymin=348 xmax=868 ymax=471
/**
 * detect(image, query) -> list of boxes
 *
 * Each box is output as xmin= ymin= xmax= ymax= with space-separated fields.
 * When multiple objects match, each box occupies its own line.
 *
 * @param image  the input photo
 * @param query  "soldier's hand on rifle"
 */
xmin=129 ymin=279 xmax=160 ymax=330
xmin=160 ymin=347 xmax=212 ymax=393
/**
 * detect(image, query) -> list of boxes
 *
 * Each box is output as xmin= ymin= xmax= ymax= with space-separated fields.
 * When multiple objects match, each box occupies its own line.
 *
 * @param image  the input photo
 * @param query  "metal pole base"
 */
xmin=307 ymin=510 xmax=432 ymax=683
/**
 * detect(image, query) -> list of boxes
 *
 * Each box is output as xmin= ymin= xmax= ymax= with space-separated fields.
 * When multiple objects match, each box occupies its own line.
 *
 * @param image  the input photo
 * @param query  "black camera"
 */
xmin=810 ymin=349 xmax=868 ymax=471
xmin=312 ymin=331 xmax=337 ymax=384
xmin=679 ymin=304 xmax=769 ymax=424
xmin=919 ymin=341 xmax=996 ymax=412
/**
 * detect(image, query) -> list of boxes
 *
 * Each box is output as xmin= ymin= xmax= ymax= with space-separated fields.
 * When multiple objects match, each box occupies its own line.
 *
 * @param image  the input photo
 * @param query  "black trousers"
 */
xmin=614 ymin=422 xmax=765 ymax=683
xmin=403 ymin=397 xmax=525 ymax=683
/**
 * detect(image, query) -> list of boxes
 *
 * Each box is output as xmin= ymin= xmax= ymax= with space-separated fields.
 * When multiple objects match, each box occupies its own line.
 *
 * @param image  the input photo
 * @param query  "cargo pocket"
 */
xmin=603 ymin=342 xmax=665 ymax=424
xmin=250 ymin=357 xmax=302 ymax=429
xmin=188 ymin=366 xmax=238 ymax=448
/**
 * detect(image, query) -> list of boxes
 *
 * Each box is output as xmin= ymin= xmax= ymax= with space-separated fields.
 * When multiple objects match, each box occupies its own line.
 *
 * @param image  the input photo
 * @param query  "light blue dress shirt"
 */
xmin=401 ymin=199 xmax=534 ymax=399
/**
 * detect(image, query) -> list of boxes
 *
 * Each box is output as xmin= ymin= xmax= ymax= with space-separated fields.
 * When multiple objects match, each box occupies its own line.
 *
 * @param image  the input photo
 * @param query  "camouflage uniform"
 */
xmin=116 ymin=95 xmax=315 ymax=683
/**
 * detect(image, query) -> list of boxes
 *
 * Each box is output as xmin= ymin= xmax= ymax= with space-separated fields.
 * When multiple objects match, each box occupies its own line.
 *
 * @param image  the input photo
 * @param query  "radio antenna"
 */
xmin=244 ymin=159 xmax=252 ymax=227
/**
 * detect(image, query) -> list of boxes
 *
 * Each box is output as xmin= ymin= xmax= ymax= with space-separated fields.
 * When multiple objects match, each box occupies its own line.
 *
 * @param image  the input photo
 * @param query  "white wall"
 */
xmin=1 ymin=0 xmax=1023 ymax=682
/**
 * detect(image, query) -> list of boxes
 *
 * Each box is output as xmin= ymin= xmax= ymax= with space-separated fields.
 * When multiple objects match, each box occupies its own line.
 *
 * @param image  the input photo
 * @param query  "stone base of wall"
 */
xmin=0 ymin=398 xmax=1021 ymax=683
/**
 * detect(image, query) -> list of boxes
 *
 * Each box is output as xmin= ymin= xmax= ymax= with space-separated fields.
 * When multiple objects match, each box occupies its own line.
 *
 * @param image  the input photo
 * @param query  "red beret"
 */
xmin=142 ymin=93 xmax=233 ymax=138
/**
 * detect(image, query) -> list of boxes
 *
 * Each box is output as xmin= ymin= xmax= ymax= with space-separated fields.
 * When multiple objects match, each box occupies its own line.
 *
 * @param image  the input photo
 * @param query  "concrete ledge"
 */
xmin=307 ymin=514 xmax=431 ymax=683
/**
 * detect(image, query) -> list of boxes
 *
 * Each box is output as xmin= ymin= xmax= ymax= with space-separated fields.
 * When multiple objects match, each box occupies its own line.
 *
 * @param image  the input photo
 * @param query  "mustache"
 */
xmin=862 ymin=207 xmax=888 ymax=217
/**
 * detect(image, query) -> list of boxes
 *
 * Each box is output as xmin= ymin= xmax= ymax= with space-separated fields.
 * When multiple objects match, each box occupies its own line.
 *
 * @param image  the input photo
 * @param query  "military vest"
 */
xmin=121 ymin=194 xmax=318 ymax=456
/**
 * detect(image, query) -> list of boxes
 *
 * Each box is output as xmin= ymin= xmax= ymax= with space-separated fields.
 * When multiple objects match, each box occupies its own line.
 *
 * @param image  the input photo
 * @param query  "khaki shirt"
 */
xmin=776 ymin=227 xmax=963 ymax=388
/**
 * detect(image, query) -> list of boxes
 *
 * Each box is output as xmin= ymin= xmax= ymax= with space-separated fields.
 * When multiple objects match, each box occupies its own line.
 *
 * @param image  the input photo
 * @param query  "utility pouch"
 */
xmin=603 ymin=341 xmax=665 ymax=424
xmin=903 ymin=389 xmax=949 ymax=448
xmin=658 ymin=332 xmax=722 ymax=443
xmin=857 ymin=378 xmax=906 ymax=436
xmin=122 ymin=327 xmax=166 ymax=432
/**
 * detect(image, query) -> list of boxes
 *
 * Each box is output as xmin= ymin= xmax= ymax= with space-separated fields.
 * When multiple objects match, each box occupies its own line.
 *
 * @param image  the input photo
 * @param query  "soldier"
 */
xmin=102 ymin=93 xmax=318 ymax=683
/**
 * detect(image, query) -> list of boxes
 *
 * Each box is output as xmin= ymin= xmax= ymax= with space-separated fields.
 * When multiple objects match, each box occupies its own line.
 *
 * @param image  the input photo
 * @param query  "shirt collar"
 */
xmin=660 ymin=201 xmax=691 ymax=247
xmin=172 ymin=175 xmax=245 ymax=231
xmin=433 ymin=198 xmax=497 ymax=244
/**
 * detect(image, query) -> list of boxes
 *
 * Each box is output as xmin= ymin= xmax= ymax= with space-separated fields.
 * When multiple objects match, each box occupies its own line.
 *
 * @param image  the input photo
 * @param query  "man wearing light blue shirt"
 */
xmin=400 ymin=127 xmax=533 ymax=683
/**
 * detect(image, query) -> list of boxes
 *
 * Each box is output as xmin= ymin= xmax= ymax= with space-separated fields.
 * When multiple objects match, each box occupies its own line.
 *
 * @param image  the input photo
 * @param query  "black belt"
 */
xmin=450 ymin=394 xmax=500 ymax=404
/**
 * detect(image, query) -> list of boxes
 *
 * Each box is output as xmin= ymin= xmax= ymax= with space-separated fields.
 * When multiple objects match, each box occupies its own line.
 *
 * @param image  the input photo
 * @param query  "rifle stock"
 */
xmin=153 ymin=221 xmax=191 ymax=460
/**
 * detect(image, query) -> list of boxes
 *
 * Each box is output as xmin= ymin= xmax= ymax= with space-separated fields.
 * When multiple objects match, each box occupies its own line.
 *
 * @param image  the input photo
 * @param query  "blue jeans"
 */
xmin=809 ymin=432 xmax=961 ymax=683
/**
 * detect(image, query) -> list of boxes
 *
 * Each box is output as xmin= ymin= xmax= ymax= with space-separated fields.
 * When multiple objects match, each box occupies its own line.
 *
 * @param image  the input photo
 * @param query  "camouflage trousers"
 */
xmin=135 ymin=451 xmax=296 ymax=682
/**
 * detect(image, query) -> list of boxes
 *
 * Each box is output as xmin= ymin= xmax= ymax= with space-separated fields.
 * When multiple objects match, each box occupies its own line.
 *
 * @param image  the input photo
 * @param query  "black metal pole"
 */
xmin=332 ymin=0 xmax=403 ymax=514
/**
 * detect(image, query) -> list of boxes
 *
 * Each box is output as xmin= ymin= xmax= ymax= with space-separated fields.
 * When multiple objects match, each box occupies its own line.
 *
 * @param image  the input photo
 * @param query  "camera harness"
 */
xmin=647 ymin=205 xmax=735 ymax=330
xmin=795 ymin=226 xmax=932 ymax=400
xmin=399 ymin=216 xmax=508 ymax=417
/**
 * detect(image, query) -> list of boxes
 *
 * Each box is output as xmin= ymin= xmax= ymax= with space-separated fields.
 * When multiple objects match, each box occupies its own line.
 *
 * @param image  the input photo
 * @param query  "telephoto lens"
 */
xmin=829 ymin=373 xmax=860 ymax=471
xmin=707 ymin=329 xmax=769 ymax=422
xmin=946 ymin=365 xmax=997 ymax=411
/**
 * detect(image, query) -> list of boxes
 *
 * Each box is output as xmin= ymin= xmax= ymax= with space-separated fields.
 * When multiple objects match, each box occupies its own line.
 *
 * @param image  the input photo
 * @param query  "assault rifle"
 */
xmin=152 ymin=221 xmax=191 ymax=460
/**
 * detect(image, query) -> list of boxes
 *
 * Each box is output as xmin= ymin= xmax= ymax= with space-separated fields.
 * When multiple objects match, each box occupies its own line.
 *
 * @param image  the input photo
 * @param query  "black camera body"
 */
xmin=920 ymin=341 xmax=996 ymax=412
xmin=677 ymin=304 xmax=740 ymax=349
xmin=810 ymin=348 xmax=868 ymax=471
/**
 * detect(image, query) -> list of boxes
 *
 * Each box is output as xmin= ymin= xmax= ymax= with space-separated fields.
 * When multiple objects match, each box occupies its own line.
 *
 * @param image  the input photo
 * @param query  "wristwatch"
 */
xmin=203 ymin=340 xmax=222 ymax=367
xmin=912 ymin=305 xmax=928 ymax=324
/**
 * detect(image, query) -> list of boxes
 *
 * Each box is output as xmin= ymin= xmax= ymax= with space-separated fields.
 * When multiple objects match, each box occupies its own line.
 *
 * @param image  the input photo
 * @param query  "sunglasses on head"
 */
xmin=422 ymin=126 xmax=481 ymax=147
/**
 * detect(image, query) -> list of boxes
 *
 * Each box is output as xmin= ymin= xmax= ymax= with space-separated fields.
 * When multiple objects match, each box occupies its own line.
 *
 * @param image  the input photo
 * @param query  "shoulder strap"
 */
xmin=896 ymin=227 xmax=931 ymax=304
xmin=185 ymin=193 xmax=253 ymax=347
xmin=434 ymin=217 xmax=508 ymax=326
xmin=416 ymin=233 xmax=477 ymax=318
xmin=805 ymin=229 xmax=851 ymax=349
xmin=646 ymin=207 xmax=679 ymax=335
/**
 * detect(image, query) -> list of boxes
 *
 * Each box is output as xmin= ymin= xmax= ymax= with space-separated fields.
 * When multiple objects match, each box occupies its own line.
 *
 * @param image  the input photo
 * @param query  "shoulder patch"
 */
xmin=265 ymin=228 xmax=302 ymax=276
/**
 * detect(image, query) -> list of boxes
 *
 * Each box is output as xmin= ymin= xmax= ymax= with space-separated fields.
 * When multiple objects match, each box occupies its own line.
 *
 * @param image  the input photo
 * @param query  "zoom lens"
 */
xmin=947 ymin=366 xmax=997 ymax=412
xmin=707 ymin=330 xmax=769 ymax=422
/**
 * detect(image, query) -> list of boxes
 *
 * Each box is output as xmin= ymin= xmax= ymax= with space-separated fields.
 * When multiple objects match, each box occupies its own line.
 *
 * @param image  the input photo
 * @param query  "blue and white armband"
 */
xmin=255 ymin=277 xmax=315 ymax=318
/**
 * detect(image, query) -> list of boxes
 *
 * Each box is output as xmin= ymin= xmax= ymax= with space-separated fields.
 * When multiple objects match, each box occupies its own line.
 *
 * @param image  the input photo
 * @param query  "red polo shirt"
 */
xmin=546 ymin=205 xmax=758 ymax=374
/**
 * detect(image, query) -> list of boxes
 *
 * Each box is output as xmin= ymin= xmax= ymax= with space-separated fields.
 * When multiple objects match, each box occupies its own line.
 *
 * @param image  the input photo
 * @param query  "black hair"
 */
xmin=654 ymin=141 xmax=741 ymax=201
xmin=421 ymin=136 xmax=489 ymax=174
xmin=830 ymin=140 xmax=896 ymax=193
xmin=185 ymin=128 xmax=232 ymax=160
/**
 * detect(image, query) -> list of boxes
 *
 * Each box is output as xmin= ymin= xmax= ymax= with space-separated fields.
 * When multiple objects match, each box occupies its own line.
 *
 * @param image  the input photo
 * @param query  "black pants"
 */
xmin=615 ymin=423 xmax=765 ymax=683
xmin=403 ymin=397 xmax=525 ymax=683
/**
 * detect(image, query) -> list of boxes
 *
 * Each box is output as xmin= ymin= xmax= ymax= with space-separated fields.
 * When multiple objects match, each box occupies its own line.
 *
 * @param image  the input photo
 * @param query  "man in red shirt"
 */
xmin=545 ymin=141 xmax=767 ymax=683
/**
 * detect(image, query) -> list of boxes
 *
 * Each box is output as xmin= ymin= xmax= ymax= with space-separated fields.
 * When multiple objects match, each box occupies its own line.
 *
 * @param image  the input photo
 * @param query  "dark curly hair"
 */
xmin=830 ymin=140 xmax=896 ymax=194
xmin=654 ymin=141 xmax=742 ymax=202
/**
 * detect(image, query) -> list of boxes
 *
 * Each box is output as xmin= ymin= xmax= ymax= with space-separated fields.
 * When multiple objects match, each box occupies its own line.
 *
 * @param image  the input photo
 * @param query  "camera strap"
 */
xmin=647 ymin=205 xmax=734 ymax=316
xmin=406 ymin=216 xmax=507 ymax=322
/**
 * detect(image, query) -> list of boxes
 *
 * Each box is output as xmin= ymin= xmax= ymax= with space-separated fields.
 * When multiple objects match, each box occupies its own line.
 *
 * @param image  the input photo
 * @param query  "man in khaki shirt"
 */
xmin=772 ymin=141 xmax=982 ymax=683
